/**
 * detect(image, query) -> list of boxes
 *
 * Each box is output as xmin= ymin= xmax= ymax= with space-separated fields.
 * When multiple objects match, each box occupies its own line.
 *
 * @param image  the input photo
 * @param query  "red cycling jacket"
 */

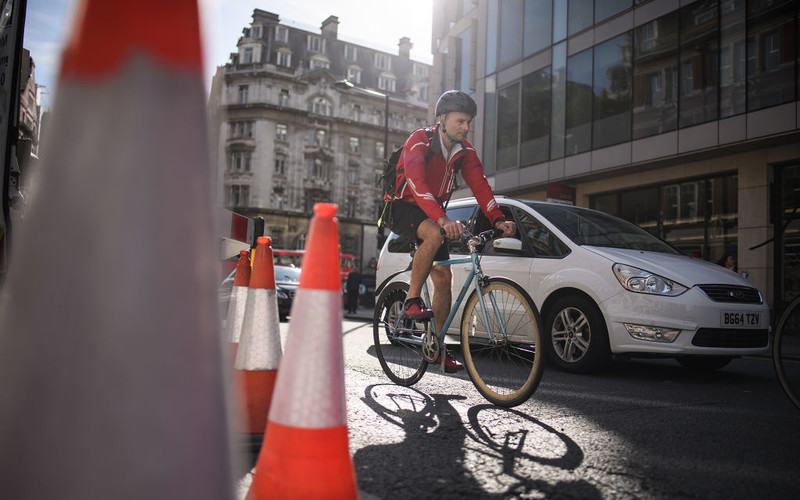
xmin=393 ymin=126 xmax=505 ymax=225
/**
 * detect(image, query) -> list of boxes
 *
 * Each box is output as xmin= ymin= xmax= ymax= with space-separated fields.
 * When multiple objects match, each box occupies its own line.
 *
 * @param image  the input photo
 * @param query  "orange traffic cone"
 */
xmin=234 ymin=237 xmax=282 ymax=439
xmin=0 ymin=1 xmax=234 ymax=498
xmin=224 ymin=250 xmax=252 ymax=366
xmin=248 ymin=203 xmax=357 ymax=499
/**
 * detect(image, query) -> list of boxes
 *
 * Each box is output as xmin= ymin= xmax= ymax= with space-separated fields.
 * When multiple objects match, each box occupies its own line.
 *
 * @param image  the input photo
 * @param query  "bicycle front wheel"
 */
xmin=373 ymin=282 xmax=428 ymax=386
xmin=774 ymin=295 xmax=800 ymax=410
xmin=461 ymin=278 xmax=544 ymax=407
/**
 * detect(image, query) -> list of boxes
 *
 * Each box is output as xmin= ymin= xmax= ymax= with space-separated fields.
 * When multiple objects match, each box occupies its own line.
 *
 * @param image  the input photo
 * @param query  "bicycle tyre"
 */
xmin=774 ymin=294 xmax=800 ymax=410
xmin=460 ymin=277 xmax=545 ymax=407
xmin=373 ymin=281 xmax=428 ymax=386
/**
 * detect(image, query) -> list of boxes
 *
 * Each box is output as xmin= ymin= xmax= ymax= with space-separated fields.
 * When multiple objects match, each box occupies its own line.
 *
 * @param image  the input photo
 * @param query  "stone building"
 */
xmin=208 ymin=9 xmax=432 ymax=268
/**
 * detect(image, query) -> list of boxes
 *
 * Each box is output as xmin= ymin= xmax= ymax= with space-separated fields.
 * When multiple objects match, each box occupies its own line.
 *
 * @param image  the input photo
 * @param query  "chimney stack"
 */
xmin=398 ymin=37 xmax=413 ymax=59
xmin=321 ymin=16 xmax=339 ymax=38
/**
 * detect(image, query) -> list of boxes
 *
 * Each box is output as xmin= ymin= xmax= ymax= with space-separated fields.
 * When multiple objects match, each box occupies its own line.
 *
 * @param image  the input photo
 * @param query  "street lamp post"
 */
xmin=334 ymin=79 xmax=389 ymax=161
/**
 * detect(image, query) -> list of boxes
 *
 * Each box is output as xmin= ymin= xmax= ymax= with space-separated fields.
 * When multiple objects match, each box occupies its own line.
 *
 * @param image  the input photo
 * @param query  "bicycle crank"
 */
xmin=421 ymin=329 xmax=440 ymax=363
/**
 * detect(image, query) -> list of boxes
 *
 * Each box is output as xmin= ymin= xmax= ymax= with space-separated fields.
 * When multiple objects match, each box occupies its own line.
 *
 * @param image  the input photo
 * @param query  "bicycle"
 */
xmin=773 ymin=294 xmax=800 ymax=409
xmin=372 ymin=227 xmax=545 ymax=407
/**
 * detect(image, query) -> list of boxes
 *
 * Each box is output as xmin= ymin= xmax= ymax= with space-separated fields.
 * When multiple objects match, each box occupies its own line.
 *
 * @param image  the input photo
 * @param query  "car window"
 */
xmin=471 ymin=205 xmax=530 ymax=257
xmin=275 ymin=266 xmax=301 ymax=283
xmin=446 ymin=205 xmax=478 ymax=254
xmin=529 ymin=202 xmax=680 ymax=254
xmin=514 ymin=207 xmax=570 ymax=257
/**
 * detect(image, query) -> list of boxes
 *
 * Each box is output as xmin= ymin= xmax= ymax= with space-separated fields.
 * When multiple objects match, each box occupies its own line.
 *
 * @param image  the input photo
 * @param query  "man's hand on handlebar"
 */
xmin=437 ymin=217 xmax=465 ymax=240
xmin=494 ymin=219 xmax=516 ymax=238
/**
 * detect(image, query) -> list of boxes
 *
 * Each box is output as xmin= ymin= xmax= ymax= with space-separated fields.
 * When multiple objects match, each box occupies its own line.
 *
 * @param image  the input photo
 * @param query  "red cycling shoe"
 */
xmin=435 ymin=351 xmax=464 ymax=373
xmin=402 ymin=297 xmax=434 ymax=320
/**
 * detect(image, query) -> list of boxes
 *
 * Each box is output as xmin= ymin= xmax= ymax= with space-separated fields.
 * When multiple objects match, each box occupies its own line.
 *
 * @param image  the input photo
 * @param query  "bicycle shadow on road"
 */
xmin=354 ymin=384 xmax=598 ymax=499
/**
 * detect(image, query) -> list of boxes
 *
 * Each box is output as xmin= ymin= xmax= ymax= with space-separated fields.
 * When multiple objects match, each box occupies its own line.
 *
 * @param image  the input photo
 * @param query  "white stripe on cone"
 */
xmin=268 ymin=289 xmax=345 ymax=428
xmin=234 ymin=288 xmax=282 ymax=371
xmin=224 ymin=282 xmax=249 ymax=344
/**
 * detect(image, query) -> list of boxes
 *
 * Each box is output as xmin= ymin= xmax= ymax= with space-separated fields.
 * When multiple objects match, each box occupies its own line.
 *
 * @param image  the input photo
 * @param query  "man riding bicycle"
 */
xmin=386 ymin=90 xmax=516 ymax=372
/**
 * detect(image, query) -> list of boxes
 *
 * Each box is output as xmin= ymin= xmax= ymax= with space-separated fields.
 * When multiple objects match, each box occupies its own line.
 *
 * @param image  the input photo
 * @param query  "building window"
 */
xmin=347 ymin=67 xmax=361 ymax=84
xmin=679 ymin=1 xmax=718 ymax=128
xmin=496 ymin=83 xmax=520 ymax=170
xmin=307 ymin=35 xmax=324 ymax=52
xmin=345 ymin=45 xmax=358 ymax=61
xmin=719 ymin=0 xmax=746 ymax=118
xmin=456 ymin=27 xmax=473 ymax=92
xmin=524 ymin=0 xmax=552 ymax=57
xmin=375 ymin=141 xmax=385 ymax=159
xmin=568 ymin=0 xmax=593 ymax=37
xmin=243 ymin=47 xmax=254 ymax=63
xmin=520 ymin=66 xmax=551 ymax=165
xmin=746 ymin=0 xmax=795 ymax=112
xmin=499 ymin=0 xmax=523 ymax=66
xmin=276 ymin=26 xmax=288 ymax=42
xmin=251 ymin=25 xmax=262 ymax=38
xmin=277 ymin=49 xmax=292 ymax=67
xmin=276 ymin=123 xmax=288 ymax=142
xmin=593 ymin=33 xmax=632 ymax=149
xmin=374 ymin=53 xmax=391 ymax=71
xmin=595 ymin=0 xmax=631 ymax=23
xmin=278 ymin=89 xmax=289 ymax=107
xmin=226 ymin=184 xmax=250 ymax=208
xmin=309 ymin=129 xmax=327 ymax=147
xmin=307 ymin=158 xmax=327 ymax=179
xmin=272 ymin=188 xmax=284 ymax=211
xmin=347 ymin=165 xmax=358 ymax=184
xmin=351 ymin=104 xmax=362 ymax=121
xmin=633 ymin=12 xmax=679 ymax=140
xmin=228 ymin=151 xmax=251 ymax=172
xmin=566 ymin=48 xmax=593 ymax=156
xmin=418 ymin=86 xmax=429 ymax=102
xmin=310 ymin=97 xmax=331 ymax=116
xmin=550 ymin=42 xmax=567 ymax=160
xmin=591 ymin=174 xmax=738 ymax=262
xmin=378 ymin=76 xmax=396 ymax=92
xmin=275 ymin=153 xmax=286 ymax=175
xmin=349 ymin=137 xmax=360 ymax=154
xmin=310 ymin=55 xmax=330 ymax=70
xmin=346 ymin=197 xmax=357 ymax=218
xmin=413 ymin=64 xmax=429 ymax=77
xmin=238 ymin=85 xmax=249 ymax=104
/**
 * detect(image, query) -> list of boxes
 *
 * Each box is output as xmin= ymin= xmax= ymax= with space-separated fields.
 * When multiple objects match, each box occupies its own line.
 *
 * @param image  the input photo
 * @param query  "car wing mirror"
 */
xmin=492 ymin=237 xmax=524 ymax=255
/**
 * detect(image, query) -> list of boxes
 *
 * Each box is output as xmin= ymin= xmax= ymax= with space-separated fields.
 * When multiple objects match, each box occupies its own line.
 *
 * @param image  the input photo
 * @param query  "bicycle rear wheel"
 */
xmin=774 ymin=295 xmax=800 ymax=410
xmin=461 ymin=278 xmax=544 ymax=407
xmin=373 ymin=282 xmax=428 ymax=386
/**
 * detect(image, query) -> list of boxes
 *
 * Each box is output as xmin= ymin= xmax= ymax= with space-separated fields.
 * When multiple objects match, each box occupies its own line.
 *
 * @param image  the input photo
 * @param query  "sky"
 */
xmin=21 ymin=0 xmax=435 ymax=110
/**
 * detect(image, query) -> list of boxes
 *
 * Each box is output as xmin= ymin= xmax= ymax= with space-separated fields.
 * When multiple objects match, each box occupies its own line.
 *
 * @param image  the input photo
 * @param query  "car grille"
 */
xmin=696 ymin=284 xmax=762 ymax=304
xmin=691 ymin=328 xmax=769 ymax=348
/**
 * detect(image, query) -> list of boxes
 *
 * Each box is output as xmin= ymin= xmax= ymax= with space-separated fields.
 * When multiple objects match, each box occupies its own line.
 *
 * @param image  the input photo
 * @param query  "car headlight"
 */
xmin=612 ymin=263 xmax=687 ymax=296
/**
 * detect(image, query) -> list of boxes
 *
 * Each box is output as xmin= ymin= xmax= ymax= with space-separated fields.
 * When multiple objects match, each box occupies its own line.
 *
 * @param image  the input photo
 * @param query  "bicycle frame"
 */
xmin=389 ymin=230 xmax=510 ymax=368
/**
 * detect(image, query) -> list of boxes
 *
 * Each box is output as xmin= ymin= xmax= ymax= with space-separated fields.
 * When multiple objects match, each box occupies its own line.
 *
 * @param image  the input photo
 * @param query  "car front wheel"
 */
xmin=544 ymin=295 xmax=610 ymax=373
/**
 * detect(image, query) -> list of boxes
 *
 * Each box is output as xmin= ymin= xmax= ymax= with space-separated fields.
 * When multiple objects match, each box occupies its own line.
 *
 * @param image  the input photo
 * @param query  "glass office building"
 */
xmin=431 ymin=0 xmax=799 ymax=309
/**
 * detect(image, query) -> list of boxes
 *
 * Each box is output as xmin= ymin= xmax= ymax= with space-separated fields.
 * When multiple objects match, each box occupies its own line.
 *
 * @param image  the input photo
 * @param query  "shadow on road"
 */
xmin=354 ymin=384 xmax=599 ymax=499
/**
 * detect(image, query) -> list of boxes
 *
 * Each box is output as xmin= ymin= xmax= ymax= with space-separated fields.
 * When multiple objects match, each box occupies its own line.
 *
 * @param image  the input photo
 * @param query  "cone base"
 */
xmin=237 ymin=370 xmax=277 ymax=434
xmin=251 ymin=422 xmax=357 ymax=499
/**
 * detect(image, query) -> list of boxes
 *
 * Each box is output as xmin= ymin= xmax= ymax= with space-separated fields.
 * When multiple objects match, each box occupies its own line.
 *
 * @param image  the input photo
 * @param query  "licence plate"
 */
xmin=720 ymin=311 xmax=761 ymax=328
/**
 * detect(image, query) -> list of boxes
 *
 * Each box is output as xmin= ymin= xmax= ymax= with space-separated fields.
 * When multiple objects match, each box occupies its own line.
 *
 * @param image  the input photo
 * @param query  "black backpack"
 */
xmin=376 ymin=128 xmax=435 ymax=200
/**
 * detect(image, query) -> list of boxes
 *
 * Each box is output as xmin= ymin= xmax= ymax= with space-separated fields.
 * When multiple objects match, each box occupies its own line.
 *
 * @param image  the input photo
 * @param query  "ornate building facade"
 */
xmin=208 ymin=9 xmax=432 ymax=268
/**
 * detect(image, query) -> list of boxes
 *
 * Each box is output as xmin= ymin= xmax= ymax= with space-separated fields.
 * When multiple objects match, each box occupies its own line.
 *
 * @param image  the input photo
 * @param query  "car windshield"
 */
xmin=527 ymin=202 xmax=680 ymax=254
xmin=274 ymin=266 xmax=301 ymax=283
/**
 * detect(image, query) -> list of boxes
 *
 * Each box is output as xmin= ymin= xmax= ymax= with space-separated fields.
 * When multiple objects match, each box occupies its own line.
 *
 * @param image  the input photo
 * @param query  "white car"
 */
xmin=375 ymin=196 xmax=770 ymax=373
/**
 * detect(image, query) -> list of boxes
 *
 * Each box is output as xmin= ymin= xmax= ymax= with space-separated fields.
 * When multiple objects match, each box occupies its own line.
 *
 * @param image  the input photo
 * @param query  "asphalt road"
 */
xmin=241 ymin=314 xmax=799 ymax=499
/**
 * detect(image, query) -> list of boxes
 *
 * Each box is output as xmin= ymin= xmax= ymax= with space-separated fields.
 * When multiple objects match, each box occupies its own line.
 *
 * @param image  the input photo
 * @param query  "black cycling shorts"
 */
xmin=389 ymin=200 xmax=449 ymax=261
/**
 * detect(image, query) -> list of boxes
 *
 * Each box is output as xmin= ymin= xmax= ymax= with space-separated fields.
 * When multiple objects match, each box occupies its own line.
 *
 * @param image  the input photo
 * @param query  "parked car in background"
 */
xmin=219 ymin=265 xmax=301 ymax=322
xmin=376 ymin=196 xmax=770 ymax=373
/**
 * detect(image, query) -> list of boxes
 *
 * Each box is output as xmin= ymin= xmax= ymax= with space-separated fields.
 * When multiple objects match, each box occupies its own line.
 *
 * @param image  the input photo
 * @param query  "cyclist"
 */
xmin=387 ymin=90 xmax=516 ymax=372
